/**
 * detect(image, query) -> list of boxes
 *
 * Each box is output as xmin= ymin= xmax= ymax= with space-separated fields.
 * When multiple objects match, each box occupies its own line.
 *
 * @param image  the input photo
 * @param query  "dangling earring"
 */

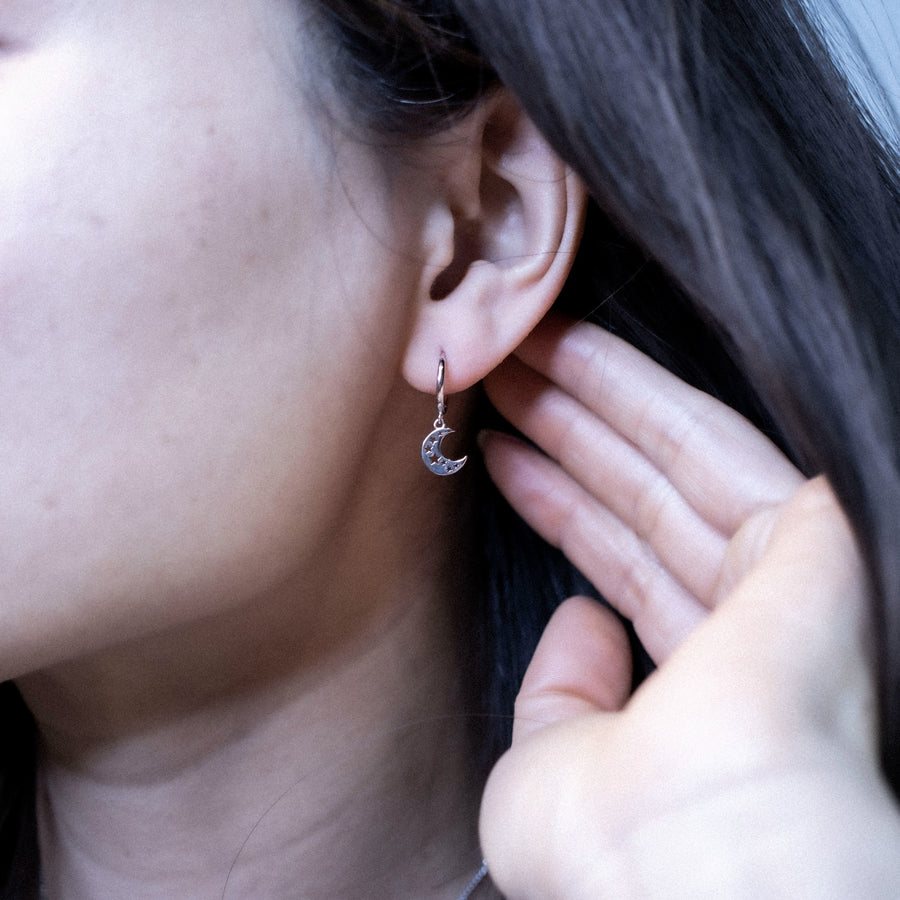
xmin=421 ymin=356 xmax=468 ymax=476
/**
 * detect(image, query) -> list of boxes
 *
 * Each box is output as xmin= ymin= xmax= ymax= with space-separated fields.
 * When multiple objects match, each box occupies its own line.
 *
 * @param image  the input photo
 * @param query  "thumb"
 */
xmin=512 ymin=596 xmax=632 ymax=744
xmin=480 ymin=597 xmax=631 ymax=899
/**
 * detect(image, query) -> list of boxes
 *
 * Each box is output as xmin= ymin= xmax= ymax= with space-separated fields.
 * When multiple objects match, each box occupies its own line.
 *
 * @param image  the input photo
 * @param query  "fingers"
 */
xmin=482 ymin=314 xmax=805 ymax=655
xmin=512 ymin=596 xmax=632 ymax=744
xmin=510 ymin=313 xmax=803 ymax=533
xmin=480 ymin=430 xmax=707 ymax=661
xmin=484 ymin=356 xmax=731 ymax=603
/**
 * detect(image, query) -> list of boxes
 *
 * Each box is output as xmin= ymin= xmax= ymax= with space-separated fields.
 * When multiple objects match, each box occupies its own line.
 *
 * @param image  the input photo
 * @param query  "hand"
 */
xmin=481 ymin=312 xmax=804 ymax=662
xmin=478 ymin=317 xmax=900 ymax=898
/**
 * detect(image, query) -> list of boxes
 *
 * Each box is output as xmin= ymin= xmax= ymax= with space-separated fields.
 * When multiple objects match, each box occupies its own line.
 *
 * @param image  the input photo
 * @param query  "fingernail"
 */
xmin=476 ymin=429 xmax=494 ymax=454
xmin=477 ymin=429 xmax=525 ymax=455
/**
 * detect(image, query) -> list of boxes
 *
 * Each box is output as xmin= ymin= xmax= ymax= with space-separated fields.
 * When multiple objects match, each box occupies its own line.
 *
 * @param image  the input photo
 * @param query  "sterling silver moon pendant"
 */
xmin=421 ymin=356 xmax=467 ymax=476
xmin=422 ymin=425 xmax=468 ymax=476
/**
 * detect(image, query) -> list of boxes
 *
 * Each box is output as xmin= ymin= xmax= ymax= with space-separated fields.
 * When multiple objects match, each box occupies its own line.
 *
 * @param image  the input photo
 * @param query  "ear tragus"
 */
xmin=429 ymin=216 xmax=483 ymax=301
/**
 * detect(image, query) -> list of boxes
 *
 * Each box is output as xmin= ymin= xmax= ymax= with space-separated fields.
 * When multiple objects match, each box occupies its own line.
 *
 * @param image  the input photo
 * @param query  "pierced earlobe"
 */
xmin=421 ymin=356 xmax=468 ymax=476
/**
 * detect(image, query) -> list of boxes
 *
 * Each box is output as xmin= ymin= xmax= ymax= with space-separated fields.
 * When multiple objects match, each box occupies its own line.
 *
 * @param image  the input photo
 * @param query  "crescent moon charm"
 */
xmin=422 ymin=426 xmax=468 ymax=476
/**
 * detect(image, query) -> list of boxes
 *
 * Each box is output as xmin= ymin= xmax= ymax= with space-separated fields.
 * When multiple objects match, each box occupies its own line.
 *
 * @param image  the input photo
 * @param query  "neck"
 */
xmin=19 ymin=464 xmax=487 ymax=898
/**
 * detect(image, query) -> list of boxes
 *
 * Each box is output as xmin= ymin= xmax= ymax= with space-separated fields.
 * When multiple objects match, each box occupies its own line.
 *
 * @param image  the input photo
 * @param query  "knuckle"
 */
xmin=618 ymin=548 xmax=662 ymax=618
xmin=633 ymin=472 xmax=677 ymax=546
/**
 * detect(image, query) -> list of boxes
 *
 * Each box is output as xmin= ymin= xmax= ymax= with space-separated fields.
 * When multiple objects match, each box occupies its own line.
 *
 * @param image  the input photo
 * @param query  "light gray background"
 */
xmin=820 ymin=0 xmax=899 ymax=138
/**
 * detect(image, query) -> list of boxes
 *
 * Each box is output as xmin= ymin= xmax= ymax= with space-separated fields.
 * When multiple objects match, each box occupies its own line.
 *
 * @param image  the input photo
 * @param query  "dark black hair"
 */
xmin=3 ymin=0 xmax=900 ymax=894
xmin=461 ymin=0 xmax=900 ymax=789
xmin=307 ymin=0 xmax=900 ymax=785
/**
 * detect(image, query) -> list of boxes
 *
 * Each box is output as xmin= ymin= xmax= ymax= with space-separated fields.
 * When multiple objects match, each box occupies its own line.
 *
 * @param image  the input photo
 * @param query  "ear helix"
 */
xmin=421 ymin=356 xmax=468 ymax=476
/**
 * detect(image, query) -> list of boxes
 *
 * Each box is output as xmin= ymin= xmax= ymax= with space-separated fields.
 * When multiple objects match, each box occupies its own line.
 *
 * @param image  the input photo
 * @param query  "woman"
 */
xmin=1 ymin=1 xmax=898 ymax=897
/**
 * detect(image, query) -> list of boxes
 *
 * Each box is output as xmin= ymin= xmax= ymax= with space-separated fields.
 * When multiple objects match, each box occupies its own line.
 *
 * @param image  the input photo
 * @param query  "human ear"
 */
xmin=401 ymin=90 xmax=587 ymax=395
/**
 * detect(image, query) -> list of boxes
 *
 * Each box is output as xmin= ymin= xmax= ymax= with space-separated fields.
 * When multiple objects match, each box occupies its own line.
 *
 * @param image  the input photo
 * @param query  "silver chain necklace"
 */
xmin=456 ymin=860 xmax=489 ymax=900
xmin=40 ymin=860 xmax=490 ymax=899
xmin=38 ymin=860 xmax=487 ymax=900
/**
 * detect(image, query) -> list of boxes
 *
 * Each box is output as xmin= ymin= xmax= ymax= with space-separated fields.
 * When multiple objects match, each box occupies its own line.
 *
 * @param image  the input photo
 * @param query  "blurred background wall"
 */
xmin=819 ymin=0 xmax=899 ymax=140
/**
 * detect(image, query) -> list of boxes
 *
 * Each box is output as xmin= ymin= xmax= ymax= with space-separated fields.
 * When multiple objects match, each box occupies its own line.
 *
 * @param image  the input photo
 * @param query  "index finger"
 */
xmin=515 ymin=313 xmax=803 ymax=535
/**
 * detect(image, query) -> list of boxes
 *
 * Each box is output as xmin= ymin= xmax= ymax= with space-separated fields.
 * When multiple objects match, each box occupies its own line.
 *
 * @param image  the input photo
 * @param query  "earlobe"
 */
xmin=402 ymin=91 xmax=587 ymax=395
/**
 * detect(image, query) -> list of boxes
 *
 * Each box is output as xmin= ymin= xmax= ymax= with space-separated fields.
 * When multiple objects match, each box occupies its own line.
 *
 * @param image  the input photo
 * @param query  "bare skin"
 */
xmin=1 ymin=3 xmax=490 ymax=896
xmin=23 ymin=459 xmax=485 ymax=899
xmin=1 ymin=5 xmax=580 ymax=897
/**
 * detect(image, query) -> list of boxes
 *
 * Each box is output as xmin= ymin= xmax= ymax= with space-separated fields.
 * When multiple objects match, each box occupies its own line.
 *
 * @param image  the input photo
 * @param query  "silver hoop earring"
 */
xmin=421 ymin=356 xmax=468 ymax=476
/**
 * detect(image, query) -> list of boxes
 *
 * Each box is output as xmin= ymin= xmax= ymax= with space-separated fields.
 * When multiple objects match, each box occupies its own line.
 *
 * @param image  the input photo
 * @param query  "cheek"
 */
xmin=0 ymin=47 xmax=310 ymax=498
xmin=0 ymin=29 xmax=411 ymax=674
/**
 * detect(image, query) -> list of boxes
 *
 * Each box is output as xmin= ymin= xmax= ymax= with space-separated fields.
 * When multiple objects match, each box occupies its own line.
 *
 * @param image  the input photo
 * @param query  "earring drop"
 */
xmin=421 ymin=356 xmax=468 ymax=476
